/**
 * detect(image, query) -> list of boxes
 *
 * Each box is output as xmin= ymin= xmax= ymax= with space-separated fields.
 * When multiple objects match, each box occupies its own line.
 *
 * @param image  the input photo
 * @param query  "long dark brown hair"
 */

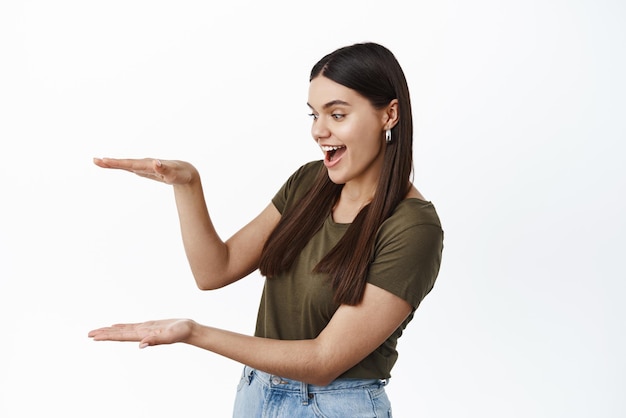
xmin=259 ymin=42 xmax=414 ymax=305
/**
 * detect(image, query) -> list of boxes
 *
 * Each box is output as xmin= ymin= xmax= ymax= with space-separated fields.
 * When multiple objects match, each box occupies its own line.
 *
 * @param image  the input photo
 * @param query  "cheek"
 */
xmin=348 ymin=117 xmax=382 ymax=143
xmin=339 ymin=121 xmax=370 ymax=144
xmin=335 ymin=117 xmax=383 ymax=151
xmin=353 ymin=129 xmax=383 ymax=152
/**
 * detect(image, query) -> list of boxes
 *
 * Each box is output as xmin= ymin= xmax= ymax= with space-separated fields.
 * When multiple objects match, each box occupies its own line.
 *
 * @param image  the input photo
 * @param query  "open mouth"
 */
xmin=321 ymin=145 xmax=346 ymax=162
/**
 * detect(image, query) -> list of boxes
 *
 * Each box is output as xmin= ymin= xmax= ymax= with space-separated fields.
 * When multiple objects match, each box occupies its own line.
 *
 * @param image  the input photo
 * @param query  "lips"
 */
xmin=321 ymin=145 xmax=346 ymax=167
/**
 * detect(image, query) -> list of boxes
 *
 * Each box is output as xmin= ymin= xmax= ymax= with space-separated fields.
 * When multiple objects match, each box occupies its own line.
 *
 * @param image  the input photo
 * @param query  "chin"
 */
xmin=326 ymin=171 xmax=348 ymax=185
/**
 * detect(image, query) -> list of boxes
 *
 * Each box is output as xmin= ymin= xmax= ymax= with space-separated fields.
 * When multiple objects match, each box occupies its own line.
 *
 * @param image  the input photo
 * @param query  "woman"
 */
xmin=89 ymin=42 xmax=443 ymax=417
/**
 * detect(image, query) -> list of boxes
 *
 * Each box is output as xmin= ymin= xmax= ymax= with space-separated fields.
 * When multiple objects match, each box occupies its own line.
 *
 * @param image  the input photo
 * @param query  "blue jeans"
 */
xmin=232 ymin=366 xmax=393 ymax=417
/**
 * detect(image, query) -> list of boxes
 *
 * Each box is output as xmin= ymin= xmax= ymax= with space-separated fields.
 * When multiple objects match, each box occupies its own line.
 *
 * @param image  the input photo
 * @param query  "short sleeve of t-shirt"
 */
xmin=368 ymin=200 xmax=443 ymax=310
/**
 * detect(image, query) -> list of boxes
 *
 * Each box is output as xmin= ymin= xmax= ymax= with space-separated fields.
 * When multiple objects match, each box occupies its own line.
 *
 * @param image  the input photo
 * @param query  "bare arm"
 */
xmin=88 ymin=283 xmax=412 ymax=386
xmin=172 ymin=179 xmax=280 ymax=289
xmin=93 ymin=157 xmax=280 ymax=289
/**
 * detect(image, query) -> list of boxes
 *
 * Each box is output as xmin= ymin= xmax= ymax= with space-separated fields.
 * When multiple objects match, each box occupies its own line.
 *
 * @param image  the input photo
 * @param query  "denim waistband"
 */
xmin=243 ymin=366 xmax=387 ymax=406
xmin=243 ymin=365 xmax=386 ymax=396
xmin=242 ymin=366 xmax=389 ymax=405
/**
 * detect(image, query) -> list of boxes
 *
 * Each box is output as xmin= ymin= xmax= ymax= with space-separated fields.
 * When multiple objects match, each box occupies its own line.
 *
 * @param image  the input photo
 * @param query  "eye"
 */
xmin=331 ymin=113 xmax=345 ymax=120
xmin=308 ymin=113 xmax=319 ymax=121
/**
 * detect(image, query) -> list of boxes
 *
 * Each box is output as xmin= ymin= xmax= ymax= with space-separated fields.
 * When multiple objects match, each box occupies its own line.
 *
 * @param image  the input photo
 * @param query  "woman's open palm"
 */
xmin=93 ymin=157 xmax=198 ymax=185
xmin=88 ymin=319 xmax=196 ymax=349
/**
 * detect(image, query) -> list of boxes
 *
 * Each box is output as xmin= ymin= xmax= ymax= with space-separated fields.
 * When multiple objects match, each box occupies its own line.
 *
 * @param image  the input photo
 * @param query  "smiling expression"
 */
xmin=307 ymin=76 xmax=394 ymax=190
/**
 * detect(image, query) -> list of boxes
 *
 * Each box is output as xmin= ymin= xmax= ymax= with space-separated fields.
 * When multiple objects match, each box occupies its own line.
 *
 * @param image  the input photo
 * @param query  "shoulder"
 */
xmin=383 ymin=198 xmax=442 ymax=232
xmin=282 ymin=160 xmax=324 ymax=188
xmin=293 ymin=160 xmax=325 ymax=181
xmin=373 ymin=199 xmax=444 ymax=261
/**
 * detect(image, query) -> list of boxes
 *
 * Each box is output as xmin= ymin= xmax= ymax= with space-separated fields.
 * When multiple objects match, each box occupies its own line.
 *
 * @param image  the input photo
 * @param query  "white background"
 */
xmin=1 ymin=1 xmax=625 ymax=417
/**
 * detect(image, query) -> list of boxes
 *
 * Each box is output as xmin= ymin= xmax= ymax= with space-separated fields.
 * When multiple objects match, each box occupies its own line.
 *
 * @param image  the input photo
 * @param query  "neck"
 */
xmin=332 ymin=181 xmax=378 ymax=224
xmin=340 ymin=154 xmax=383 ymax=206
xmin=340 ymin=182 xmax=376 ymax=207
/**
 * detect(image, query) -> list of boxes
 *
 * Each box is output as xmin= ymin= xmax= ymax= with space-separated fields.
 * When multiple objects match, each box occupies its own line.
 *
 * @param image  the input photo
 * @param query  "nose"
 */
xmin=311 ymin=118 xmax=330 ymax=142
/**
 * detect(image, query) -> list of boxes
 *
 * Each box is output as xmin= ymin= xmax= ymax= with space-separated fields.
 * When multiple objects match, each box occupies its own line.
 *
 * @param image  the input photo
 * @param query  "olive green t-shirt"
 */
xmin=254 ymin=160 xmax=443 ymax=379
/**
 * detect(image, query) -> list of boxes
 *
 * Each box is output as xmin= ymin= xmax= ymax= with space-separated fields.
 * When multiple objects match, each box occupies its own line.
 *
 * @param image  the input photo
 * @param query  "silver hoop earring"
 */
xmin=385 ymin=129 xmax=392 ymax=143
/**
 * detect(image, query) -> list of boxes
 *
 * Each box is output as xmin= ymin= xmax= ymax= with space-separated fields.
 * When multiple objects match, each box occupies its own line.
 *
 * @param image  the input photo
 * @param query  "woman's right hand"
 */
xmin=93 ymin=157 xmax=198 ymax=186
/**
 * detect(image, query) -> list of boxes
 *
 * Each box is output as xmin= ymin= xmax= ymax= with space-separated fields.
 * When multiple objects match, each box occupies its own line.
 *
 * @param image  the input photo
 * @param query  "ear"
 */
xmin=382 ymin=99 xmax=399 ymax=130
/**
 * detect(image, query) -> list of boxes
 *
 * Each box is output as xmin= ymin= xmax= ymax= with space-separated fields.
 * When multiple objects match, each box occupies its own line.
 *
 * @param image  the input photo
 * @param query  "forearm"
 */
xmin=186 ymin=323 xmax=339 ymax=386
xmin=173 ymin=178 xmax=232 ymax=289
xmin=89 ymin=287 xmax=411 ymax=386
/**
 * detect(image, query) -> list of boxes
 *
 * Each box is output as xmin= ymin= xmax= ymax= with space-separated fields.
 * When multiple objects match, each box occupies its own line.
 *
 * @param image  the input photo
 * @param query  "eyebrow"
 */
xmin=306 ymin=99 xmax=351 ymax=111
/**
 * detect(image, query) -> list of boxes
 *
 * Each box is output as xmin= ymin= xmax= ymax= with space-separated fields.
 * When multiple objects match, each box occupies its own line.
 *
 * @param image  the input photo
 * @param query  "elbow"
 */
xmin=193 ymin=273 xmax=229 ymax=291
xmin=307 ymin=366 xmax=344 ymax=386
xmin=304 ymin=348 xmax=345 ymax=386
xmin=196 ymin=282 xmax=219 ymax=291
xmin=190 ymin=263 xmax=239 ymax=290
xmin=195 ymin=279 xmax=227 ymax=291
xmin=305 ymin=337 xmax=370 ymax=386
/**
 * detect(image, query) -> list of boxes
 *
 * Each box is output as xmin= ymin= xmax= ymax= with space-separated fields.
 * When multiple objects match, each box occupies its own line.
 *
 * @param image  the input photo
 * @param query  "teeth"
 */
xmin=320 ymin=145 xmax=345 ymax=151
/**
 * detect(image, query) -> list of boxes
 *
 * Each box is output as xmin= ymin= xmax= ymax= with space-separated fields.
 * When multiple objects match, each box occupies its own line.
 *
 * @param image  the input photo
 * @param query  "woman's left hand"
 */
xmin=88 ymin=319 xmax=196 ymax=349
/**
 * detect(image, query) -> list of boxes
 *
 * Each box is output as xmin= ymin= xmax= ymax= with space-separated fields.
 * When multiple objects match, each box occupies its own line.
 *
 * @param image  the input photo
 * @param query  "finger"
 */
xmin=93 ymin=157 xmax=156 ymax=174
xmin=93 ymin=157 xmax=131 ymax=169
xmin=87 ymin=329 xmax=102 ymax=337
xmin=93 ymin=157 xmax=108 ymax=167
xmin=88 ymin=323 xmax=145 ymax=340
xmin=139 ymin=336 xmax=155 ymax=349
xmin=136 ymin=159 xmax=176 ymax=184
xmin=152 ymin=159 xmax=168 ymax=181
xmin=89 ymin=328 xmax=143 ymax=342
xmin=88 ymin=321 xmax=140 ymax=333
xmin=139 ymin=325 xmax=175 ymax=348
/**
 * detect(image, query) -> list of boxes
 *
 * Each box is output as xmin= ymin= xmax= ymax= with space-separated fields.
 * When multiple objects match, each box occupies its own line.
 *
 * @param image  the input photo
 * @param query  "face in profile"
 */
xmin=307 ymin=75 xmax=391 ymax=187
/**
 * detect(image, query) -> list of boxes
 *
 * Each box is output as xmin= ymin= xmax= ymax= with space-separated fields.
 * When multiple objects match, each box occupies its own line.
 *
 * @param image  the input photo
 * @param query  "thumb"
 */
xmin=139 ymin=338 xmax=153 ymax=349
xmin=138 ymin=330 xmax=161 ymax=349
xmin=152 ymin=159 xmax=171 ymax=183
xmin=153 ymin=159 xmax=164 ymax=171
